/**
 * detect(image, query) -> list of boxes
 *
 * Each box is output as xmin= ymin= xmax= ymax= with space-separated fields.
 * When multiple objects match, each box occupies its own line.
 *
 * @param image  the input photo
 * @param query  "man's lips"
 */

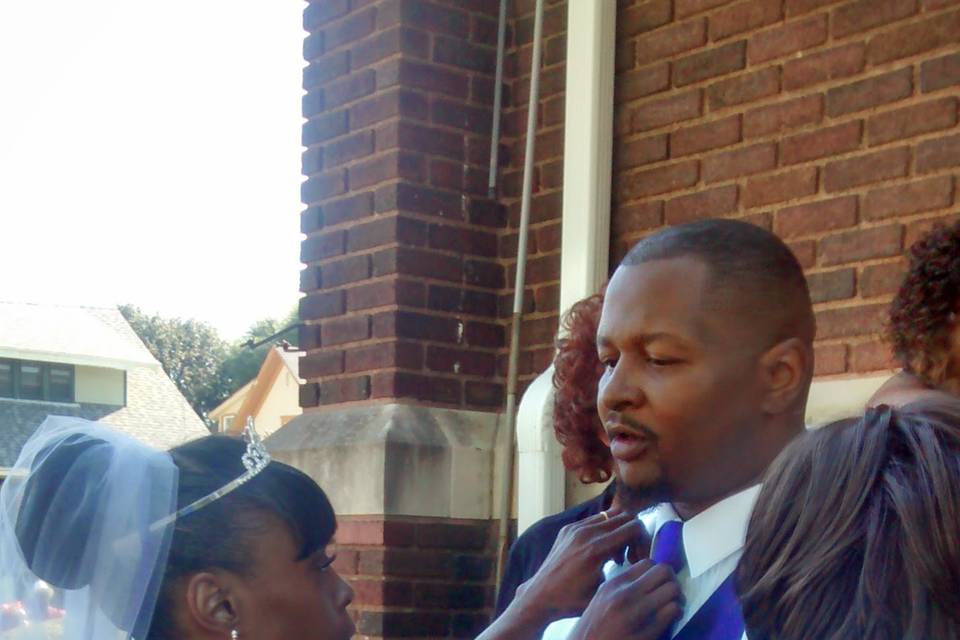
xmin=605 ymin=417 xmax=654 ymax=462
xmin=609 ymin=431 xmax=651 ymax=461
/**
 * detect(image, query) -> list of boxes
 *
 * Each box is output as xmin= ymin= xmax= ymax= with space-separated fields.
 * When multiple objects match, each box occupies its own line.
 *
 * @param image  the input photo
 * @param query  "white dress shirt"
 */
xmin=541 ymin=484 xmax=760 ymax=640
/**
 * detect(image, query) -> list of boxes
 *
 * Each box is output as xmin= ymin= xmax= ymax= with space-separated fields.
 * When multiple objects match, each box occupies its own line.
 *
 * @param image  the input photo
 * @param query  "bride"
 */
xmin=0 ymin=416 xmax=354 ymax=639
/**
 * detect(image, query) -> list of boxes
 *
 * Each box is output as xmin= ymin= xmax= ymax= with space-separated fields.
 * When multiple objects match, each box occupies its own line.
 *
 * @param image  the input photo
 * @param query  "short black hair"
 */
xmin=147 ymin=435 xmax=336 ymax=639
xmin=889 ymin=220 xmax=960 ymax=386
xmin=621 ymin=219 xmax=815 ymax=346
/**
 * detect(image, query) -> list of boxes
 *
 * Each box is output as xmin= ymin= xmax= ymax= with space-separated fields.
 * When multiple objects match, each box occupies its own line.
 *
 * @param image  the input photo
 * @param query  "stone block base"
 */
xmin=266 ymin=403 xmax=507 ymax=638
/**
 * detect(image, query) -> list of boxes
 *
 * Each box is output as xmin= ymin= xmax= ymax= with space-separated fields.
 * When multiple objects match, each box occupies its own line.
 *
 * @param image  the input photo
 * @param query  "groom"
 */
xmin=549 ymin=219 xmax=815 ymax=639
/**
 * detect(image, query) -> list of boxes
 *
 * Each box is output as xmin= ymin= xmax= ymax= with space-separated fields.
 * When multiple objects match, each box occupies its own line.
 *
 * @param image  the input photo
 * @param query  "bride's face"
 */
xmin=236 ymin=519 xmax=355 ymax=640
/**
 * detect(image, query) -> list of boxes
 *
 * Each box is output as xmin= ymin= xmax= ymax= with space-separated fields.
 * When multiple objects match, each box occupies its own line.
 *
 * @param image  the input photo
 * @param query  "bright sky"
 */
xmin=0 ymin=1 xmax=305 ymax=341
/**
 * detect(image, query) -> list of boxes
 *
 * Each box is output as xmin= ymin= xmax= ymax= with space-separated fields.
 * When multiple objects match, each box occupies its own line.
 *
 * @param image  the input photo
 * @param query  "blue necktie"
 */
xmin=650 ymin=520 xmax=685 ymax=640
xmin=647 ymin=519 xmax=745 ymax=640
xmin=651 ymin=519 xmax=745 ymax=640
xmin=673 ymin=574 xmax=744 ymax=640
xmin=651 ymin=520 xmax=685 ymax=573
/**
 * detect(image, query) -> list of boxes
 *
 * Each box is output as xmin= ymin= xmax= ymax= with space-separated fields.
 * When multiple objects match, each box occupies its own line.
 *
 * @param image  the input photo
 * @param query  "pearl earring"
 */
xmin=231 ymin=631 xmax=239 ymax=639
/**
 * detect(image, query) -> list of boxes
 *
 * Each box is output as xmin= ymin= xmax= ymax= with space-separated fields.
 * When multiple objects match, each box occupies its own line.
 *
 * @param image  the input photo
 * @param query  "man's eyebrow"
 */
xmin=640 ymin=331 xmax=686 ymax=344
xmin=597 ymin=332 xmax=685 ymax=348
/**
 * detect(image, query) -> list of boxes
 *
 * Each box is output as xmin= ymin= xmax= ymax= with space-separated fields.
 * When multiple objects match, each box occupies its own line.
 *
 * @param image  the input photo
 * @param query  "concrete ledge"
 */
xmin=266 ymin=403 xmax=502 ymax=519
xmin=806 ymin=371 xmax=894 ymax=427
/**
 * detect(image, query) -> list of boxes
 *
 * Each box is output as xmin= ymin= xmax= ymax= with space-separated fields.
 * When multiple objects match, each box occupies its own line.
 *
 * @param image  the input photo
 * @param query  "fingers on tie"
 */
xmin=637 ymin=563 xmax=675 ymax=586
xmin=559 ymin=510 xmax=626 ymax=543
xmin=627 ymin=577 xmax=683 ymax=640
xmin=640 ymin=574 xmax=683 ymax=609
xmin=584 ymin=509 xmax=631 ymax=529
xmin=629 ymin=558 xmax=656 ymax=575
xmin=638 ymin=600 xmax=683 ymax=640
xmin=593 ymin=516 xmax=648 ymax=560
xmin=604 ymin=558 xmax=655 ymax=590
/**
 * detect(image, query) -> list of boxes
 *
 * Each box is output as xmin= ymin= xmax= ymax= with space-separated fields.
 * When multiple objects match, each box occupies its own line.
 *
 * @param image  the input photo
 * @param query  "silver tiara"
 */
xmin=151 ymin=417 xmax=271 ymax=531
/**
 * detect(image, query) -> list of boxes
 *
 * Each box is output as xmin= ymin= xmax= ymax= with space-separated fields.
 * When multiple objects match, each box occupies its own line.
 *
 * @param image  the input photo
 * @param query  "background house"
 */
xmin=209 ymin=345 xmax=303 ymax=437
xmin=0 ymin=302 xmax=209 ymax=473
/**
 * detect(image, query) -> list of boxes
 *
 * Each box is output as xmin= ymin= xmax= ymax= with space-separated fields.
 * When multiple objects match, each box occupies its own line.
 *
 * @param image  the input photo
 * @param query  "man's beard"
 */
xmin=613 ymin=477 xmax=668 ymax=515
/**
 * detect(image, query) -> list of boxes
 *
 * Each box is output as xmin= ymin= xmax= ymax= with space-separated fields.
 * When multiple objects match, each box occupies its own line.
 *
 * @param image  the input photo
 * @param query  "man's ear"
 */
xmin=183 ymin=572 xmax=241 ymax=635
xmin=758 ymin=337 xmax=811 ymax=415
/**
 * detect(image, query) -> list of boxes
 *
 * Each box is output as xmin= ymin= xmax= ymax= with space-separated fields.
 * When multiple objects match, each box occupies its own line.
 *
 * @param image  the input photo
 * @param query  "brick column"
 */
xmin=290 ymin=1 xmax=515 ymax=637
xmin=299 ymin=0 xmax=509 ymax=412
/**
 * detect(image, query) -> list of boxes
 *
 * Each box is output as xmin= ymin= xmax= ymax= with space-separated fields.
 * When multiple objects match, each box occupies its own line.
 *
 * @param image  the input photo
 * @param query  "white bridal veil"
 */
xmin=0 ymin=416 xmax=179 ymax=639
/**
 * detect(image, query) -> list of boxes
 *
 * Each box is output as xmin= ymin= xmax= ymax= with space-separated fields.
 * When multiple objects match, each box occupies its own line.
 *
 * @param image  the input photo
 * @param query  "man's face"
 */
xmin=596 ymin=257 xmax=767 ymax=511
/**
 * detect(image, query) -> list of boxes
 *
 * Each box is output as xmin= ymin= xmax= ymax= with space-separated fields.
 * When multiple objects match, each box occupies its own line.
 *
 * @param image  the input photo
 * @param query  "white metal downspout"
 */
xmin=516 ymin=1 xmax=616 ymax=534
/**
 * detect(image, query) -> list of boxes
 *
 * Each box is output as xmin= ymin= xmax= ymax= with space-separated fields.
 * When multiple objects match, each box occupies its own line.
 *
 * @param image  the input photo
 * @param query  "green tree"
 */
xmin=119 ymin=305 xmax=230 ymax=426
xmin=218 ymin=306 xmax=300 ymax=397
xmin=120 ymin=305 xmax=300 ymax=428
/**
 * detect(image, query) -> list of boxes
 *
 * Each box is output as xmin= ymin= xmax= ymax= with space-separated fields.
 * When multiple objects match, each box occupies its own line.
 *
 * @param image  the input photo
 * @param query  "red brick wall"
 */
xmin=334 ymin=516 xmax=496 ymax=638
xmin=300 ymin=0 xmax=509 ymax=413
xmin=612 ymin=0 xmax=960 ymax=378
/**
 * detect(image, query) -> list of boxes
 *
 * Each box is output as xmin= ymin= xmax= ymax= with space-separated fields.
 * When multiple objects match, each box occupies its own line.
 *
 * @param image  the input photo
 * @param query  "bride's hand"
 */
xmin=513 ymin=510 xmax=650 ymax=619
xmin=568 ymin=559 xmax=683 ymax=640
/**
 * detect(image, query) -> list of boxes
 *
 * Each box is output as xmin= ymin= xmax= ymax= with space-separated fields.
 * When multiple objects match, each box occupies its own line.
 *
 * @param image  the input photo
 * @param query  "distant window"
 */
xmin=0 ymin=359 xmax=75 ymax=403
xmin=19 ymin=364 xmax=43 ymax=400
xmin=223 ymin=415 xmax=235 ymax=431
xmin=48 ymin=365 xmax=74 ymax=403
xmin=0 ymin=362 xmax=12 ymax=397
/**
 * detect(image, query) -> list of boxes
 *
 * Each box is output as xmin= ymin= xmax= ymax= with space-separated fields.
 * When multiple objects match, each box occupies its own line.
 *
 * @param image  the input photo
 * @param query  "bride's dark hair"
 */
xmin=737 ymin=399 xmax=960 ymax=640
xmin=146 ymin=435 xmax=336 ymax=639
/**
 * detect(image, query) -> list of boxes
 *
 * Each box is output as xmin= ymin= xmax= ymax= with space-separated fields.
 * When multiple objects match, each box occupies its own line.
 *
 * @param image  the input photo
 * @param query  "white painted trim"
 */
xmin=558 ymin=0 xmax=615 ymax=317
xmin=516 ymin=2 xmax=617 ymax=534
xmin=0 ymin=347 xmax=159 ymax=372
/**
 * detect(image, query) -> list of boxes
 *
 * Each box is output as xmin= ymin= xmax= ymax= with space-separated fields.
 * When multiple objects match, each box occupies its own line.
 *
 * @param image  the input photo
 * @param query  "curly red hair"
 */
xmin=552 ymin=292 xmax=612 ymax=484
xmin=889 ymin=220 xmax=960 ymax=387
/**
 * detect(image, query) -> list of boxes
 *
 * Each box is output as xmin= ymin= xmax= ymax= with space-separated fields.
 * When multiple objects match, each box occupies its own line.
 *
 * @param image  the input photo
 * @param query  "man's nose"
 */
xmin=598 ymin=361 xmax=645 ymax=413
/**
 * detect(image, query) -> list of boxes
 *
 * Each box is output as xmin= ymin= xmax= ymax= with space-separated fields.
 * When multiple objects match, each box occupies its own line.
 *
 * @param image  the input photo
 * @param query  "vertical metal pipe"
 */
xmin=495 ymin=0 xmax=544 ymax=597
xmin=487 ymin=0 xmax=509 ymax=199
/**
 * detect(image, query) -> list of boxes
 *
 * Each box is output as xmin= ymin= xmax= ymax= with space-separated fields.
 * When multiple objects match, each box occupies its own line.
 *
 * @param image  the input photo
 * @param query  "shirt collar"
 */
xmin=640 ymin=484 xmax=761 ymax=579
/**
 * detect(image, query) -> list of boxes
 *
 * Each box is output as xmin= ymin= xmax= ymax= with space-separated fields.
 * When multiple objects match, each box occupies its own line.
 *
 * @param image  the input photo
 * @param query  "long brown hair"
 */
xmin=738 ymin=399 xmax=960 ymax=640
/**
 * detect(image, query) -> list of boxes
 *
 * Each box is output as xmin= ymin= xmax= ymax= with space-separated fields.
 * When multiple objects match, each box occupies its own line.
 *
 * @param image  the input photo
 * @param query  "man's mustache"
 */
xmin=607 ymin=412 xmax=659 ymax=442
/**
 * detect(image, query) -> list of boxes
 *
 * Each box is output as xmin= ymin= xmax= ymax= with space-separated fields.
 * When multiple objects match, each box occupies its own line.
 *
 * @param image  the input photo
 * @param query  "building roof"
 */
xmin=0 ymin=303 xmax=209 ymax=467
xmin=208 ymin=346 xmax=303 ymax=434
xmin=0 ymin=302 xmax=159 ymax=370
